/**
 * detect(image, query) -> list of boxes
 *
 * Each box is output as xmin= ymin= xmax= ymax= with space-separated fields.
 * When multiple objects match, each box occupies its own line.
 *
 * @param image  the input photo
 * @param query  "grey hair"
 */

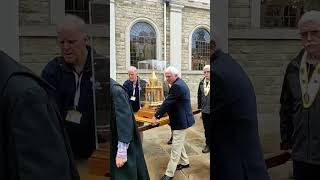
xmin=165 ymin=66 xmax=180 ymax=77
xmin=203 ymin=65 xmax=210 ymax=71
xmin=127 ymin=66 xmax=137 ymax=72
xmin=56 ymin=14 xmax=87 ymax=35
xmin=298 ymin=10 xmax=320 ymax=28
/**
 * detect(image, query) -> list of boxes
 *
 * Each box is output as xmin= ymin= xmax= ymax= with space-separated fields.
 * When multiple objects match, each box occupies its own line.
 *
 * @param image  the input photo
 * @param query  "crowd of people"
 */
xmin=0 ymin=9 xmax=320 ymax=180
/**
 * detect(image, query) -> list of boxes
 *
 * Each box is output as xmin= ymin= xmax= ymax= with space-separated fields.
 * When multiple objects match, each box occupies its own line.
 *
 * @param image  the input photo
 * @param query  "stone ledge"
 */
xmin=19 ymin=24 xmax=109 ymax=37
xmin=230 ymin=29 xmax=300 ymax=40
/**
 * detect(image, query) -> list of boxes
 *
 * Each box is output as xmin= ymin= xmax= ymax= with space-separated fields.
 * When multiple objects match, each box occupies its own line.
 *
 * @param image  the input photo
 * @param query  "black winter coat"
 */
xmin=0 ymin=51 xmax=79 ymax=180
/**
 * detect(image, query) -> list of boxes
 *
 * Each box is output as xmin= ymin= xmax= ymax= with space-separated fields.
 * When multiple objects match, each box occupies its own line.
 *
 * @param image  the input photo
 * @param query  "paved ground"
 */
xmin=142 ymin=114 xmax=293 ymax=180
xmin=78 ymin=114 xmax=293 ymax=180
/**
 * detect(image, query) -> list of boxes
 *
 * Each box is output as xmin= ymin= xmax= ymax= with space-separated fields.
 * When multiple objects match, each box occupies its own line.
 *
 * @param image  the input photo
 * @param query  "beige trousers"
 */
xmin=165 ymin=129 xmax=189 ymax=177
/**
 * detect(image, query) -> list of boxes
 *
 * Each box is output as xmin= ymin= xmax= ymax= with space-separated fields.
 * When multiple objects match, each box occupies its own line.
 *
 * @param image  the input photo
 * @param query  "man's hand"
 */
xmin=116 ymin=157 xmax=127 ymax=168
xmin=151 ymin=116 xmax=158 ymax=126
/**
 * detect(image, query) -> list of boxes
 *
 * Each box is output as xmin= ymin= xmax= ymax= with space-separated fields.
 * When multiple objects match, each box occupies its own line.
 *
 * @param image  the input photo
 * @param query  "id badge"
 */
xmin=66 ymin=110 xmax=82 ymax=124
xmin=130 ymin=96 xmax=136 ymax=101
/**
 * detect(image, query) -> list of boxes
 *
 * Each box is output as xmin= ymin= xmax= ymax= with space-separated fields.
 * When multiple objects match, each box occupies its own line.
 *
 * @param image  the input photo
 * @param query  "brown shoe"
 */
xmin=202 ymin=145 xmax=210 ymax=153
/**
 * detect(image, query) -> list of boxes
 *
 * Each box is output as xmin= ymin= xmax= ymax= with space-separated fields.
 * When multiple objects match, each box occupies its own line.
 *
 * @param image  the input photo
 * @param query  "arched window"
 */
xmin=130 ymin=22 xmax=157 ymax=67
xmin=191 ymin=28 xmax=210 ymax=70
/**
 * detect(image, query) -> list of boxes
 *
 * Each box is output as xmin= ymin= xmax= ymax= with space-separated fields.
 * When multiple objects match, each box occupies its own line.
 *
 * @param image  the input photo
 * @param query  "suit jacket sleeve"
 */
xmin=112 ymin=85 xmax=134 ymax=143
xmin=155 ymin=83 xmax=180 ymax=118
xmin=10 ymin=86 xmax=74 ymax=180
xmin=279 ymin=67 xmax=294 ymax=150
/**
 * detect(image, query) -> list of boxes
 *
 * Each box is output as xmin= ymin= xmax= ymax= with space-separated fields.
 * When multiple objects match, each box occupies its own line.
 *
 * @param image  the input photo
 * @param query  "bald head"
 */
xmin=56 ymin=14 xmax=88 ymax=66
xmin=56 ymin=14 xmax=87 ymax=35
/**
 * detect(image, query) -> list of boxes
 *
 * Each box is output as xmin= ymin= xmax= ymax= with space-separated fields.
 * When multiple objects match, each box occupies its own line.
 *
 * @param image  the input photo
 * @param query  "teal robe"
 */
xmin=110 ymin=78 xmax=150 ymax=180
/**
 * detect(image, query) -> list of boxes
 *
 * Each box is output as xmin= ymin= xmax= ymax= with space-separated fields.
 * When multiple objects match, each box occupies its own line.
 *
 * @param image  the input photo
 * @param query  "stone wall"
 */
xmin=114 ymin=0 xmax=165 ymax=71
xmin=229 ymin=39 xmax=303 ymax=152
xmin=19 ymin=36 xmax=109 ymax=75
xmin=19 ymin=0 xmax=49 ymax=25
xmin=181 ymin=6 xmax=210 ymax=70
xmin=229 ymin=0 xmax=250 ymax=28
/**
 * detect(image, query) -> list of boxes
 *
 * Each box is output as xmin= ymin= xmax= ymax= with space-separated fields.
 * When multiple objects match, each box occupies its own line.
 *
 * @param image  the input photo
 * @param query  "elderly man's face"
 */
xmin=203 ymin=67 xmax=210 ymax=80
xmin=128 ymin=70 xmax=138 ymax=83
xmin=165 ymin=72 xmax=177 ymax=85
xmin=57 ymin=27 xmax=87 ymax=65
xmin=300 ymin=21 xmax=320 ymax=57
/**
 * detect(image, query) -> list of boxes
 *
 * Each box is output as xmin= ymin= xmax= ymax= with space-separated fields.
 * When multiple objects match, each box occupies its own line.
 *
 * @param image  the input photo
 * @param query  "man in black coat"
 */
xmin=41 ymin=15 xmax=107 ymax=159
xmin=280 ymin=11 xmax=320 ymax=180
xmin=151 ymin=66 xmax=195 ymax=180
xmin=110 ymin=78 xmax=150 ymax=180
xmin=0 ymin=51 xmax=79 ymax=180
xmin=210 ymin=40 xmax=269 ymax=180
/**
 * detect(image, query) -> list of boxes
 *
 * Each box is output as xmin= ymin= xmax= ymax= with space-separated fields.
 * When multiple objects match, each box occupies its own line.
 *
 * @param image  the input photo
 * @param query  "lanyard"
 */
xmin=132 ymin=83 xmax=136 ymax=96
xmin=73 ymin=71 xmax=83 ymax=110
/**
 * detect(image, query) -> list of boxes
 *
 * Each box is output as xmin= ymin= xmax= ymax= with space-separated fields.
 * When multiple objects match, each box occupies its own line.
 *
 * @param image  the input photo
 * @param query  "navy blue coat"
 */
xmin=41 ymin=47 xmax=97 ymax=159
xmin=123 ymin=78 xmax=147 ymax=112
xmin=155 ymin=78 xmax=195 ymax=130
xmin=211 ymin=50 xmax=269 ymax=180
xmin=0 ymin=51 xmax=79 ymax=180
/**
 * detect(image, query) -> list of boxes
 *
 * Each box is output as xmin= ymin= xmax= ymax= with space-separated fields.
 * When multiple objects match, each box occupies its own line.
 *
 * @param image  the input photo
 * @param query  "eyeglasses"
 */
xmin=204 ymin=71 xmax=210 ymax=73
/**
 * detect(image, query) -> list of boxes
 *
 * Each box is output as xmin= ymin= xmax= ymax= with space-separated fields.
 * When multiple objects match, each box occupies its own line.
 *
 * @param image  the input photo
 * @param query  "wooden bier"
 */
xmin=88 ymin=143 xmax=110 ymax=177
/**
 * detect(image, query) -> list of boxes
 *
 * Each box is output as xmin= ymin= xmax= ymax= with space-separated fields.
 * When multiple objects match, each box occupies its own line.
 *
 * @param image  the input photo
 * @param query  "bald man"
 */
xmin=41 ymin=14 xmax=107 ymax=160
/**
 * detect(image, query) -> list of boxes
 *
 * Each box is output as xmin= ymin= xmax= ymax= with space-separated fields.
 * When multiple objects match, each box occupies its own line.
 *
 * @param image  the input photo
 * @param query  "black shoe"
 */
xmin=176 ymin=164 xmax=190 ymax=170
xmin=202 ymin=145 xmax=210 ymax=153
xmin=167 ymin=137 xmax=172 ymax=144
xmin=160 ymin=175 xmax=173 ymax=180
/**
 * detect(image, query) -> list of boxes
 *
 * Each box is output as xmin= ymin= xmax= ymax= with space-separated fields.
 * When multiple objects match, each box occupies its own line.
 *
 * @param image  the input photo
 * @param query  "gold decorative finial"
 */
xmin=151 ymin=71 xmax=157 ymax=80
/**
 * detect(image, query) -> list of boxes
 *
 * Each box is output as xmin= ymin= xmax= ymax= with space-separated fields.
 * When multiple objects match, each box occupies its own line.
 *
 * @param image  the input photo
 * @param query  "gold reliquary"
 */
xmin=136 ymin=71 xmax=165 ymax=118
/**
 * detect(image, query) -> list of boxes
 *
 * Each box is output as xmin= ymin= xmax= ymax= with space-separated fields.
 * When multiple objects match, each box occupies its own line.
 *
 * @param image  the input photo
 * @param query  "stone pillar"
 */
xmin=0 ymin=0 xmax=19 ymax=60
xmin=211 ymin=0 xmax=228 ymax=52
xmin=110 ymin=0 xmax=116 ymax=79
xmin=169 ymin=3 xmax=184 ymax=76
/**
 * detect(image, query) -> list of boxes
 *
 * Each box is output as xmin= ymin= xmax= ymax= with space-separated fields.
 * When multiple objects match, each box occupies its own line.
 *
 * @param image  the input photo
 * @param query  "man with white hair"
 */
xmin=280 ymin=10 xmax=320 ymax=180
xmin=151 ymin=66 xmax=195 ymax=180
xmin=197 ymin=64 xmax=211 ymax=153
xmin=42 ymin=14 xmax=108 ymax=160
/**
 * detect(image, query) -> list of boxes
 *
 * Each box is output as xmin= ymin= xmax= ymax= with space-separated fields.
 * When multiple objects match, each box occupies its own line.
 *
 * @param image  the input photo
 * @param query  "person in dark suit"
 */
xmin=0 ymin=51 xmax=79 ymax=180
xmin=110 ymin=78 xmax=150 ymax=180
xmin=280 ymin=11 xmax=320 ymax=180
xmin=151 ymin=66 xmax=195 ymax=180
xmin=210 ymin=38 xmax=269 ymax=180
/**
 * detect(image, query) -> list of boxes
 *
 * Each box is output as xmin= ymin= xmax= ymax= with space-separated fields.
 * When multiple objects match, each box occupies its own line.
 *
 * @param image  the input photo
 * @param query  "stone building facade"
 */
xmin=111 ymin=0 xmax=210 ymax=106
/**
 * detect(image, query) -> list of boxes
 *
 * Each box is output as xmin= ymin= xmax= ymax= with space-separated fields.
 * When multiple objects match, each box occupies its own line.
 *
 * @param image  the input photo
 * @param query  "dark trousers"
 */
xmin=202 ymin=112 xmax=210 ymax=146
xmin=293 ymin=161 xmax=320 ymax=180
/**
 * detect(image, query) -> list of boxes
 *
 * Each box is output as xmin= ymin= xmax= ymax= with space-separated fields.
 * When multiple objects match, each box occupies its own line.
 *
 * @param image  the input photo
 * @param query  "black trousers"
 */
xmin=293 ymin=161 xmax=320 ymax=180
xmin=202 ymin=112 xmax=211 ymax=147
